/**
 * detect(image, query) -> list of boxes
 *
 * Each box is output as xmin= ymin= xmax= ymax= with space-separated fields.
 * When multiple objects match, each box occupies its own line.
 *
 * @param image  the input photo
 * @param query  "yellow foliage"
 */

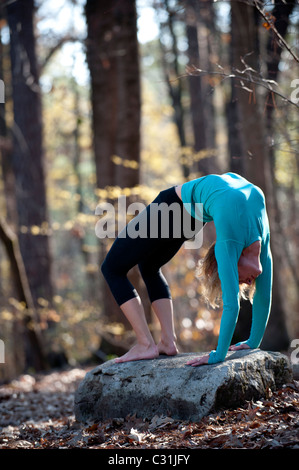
xmin=30 ymin=225 xmax=40 ymax=235
xmin=37 ymin=297 xmax=49 ymax=308
xmin=184 ymin=271 xmax=195 ymax=285
xmin=112 ymin=155 xmax=139 ymax=170
xmin=0 ymin=310 xmax=14 ymax=321
xmin=275 ymin=144 xmax=297 ymax=187
xmin=103 ymin=322 xmax=125 ymax=335
xmin=8 ymin=297 xmax=26 ymax=311
xmin=47 ymin=310 xmax=61 ymax=322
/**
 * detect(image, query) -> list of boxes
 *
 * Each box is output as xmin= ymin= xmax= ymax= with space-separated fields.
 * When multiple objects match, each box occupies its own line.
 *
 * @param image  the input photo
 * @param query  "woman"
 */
xmin=101 ymin=173 xmax=273 ymax=366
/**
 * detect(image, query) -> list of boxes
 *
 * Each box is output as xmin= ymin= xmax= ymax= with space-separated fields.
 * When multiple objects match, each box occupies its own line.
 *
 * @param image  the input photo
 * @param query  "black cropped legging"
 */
xmin=101 ymin=186 xmax=202 ymax=306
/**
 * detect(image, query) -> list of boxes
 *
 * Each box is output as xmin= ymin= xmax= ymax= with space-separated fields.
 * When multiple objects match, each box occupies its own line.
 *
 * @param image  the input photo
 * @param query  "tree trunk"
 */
xmin=0 ymin=26 xmax=16 ymax=226
xmin=229 ymin=1 xmax=290 ymax=351
xmin=85 ymin=0 xmax=141 ymax=191
xmin=185 ymin=0 xmax=206 ymax=160
xmin=6 ymin=0 xmax=53 ymax=306
xmin=85 ymin=0 xmax=144 ymax=327
xmin=158 ymin=0 xmax=188 ymax=177
xmin=230 ymin=3 xmax=267 ymax=189
xmin=0 ymin=218 xmax=48 ymax=371
xmin=184 ymin=0 xmax=217 ymax=174
xmin=226 ymin=84 xmax=244 ymax=175
xmin=263 ymin=0 xmax=296 ymax=349
xmin=71 ymin=76 xmax=98 ymax=299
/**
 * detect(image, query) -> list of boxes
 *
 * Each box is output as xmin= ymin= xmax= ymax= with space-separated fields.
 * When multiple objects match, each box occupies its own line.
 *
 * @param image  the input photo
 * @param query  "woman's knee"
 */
xmin=138 ymin=262 xmax=159 ymax=281
xmin=101 ymin=252 xmax=129 ymax=283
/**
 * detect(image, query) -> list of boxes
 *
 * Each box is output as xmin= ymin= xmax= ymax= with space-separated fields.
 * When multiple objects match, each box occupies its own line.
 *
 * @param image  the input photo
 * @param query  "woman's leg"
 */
xmin=151 ymin=298 xmax=178 ymax=356
xmin=101 ymin=186 xmax=198 ymax=362
xmin=138 ymin=235 xmax=187 ymax=357
xmin=111 ymin=232 xmax=183 ymax=362
xmin=101 ymin=192 xmax=174 ymax=362
xmin=101 ymin=219 xmax=160 ymax=362
xmin=114 ymin=297 xmax=158 ymax=363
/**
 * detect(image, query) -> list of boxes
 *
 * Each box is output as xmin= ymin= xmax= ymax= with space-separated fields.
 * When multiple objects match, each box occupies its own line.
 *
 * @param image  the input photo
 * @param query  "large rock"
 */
xmin=74 ymin=350 xmax=292 ymax=424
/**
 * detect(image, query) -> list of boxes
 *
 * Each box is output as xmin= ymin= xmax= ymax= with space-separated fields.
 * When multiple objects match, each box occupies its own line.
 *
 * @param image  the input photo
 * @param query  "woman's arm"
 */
xmin=246 ymin=234 xmax=273 ymax=348
xmin=230 ymin=234 xmax=272 ymax=350
xmin=208 ymin=240 xmax=243 ymax=364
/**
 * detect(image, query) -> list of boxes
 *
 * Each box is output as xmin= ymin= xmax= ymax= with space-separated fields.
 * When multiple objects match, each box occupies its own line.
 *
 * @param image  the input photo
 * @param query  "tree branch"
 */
xmin=253 ymin=0 xmax=299 ymax=64
xmin=185 ymin=61 xmax=299 ymax=109
xmin=40 ymin=35 xmax=83 ymax=71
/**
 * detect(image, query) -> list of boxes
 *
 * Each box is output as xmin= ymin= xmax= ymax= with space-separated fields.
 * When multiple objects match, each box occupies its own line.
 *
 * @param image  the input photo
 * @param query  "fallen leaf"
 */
xmin=128 ymin=427 xmax=146 ymax=443
xmin=149 ymin=415 xmax=174 ymax=431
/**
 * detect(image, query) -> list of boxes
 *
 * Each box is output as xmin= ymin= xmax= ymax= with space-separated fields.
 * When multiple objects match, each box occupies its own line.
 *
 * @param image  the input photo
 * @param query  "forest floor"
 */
xmin=0 ymin=364 xmax=298 ymax=451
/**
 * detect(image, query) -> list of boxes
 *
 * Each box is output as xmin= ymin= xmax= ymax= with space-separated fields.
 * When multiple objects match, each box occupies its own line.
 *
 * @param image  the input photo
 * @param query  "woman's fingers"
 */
xmin=187 ymin=357 xmax=200 ymax=366
xmin=186 ymin=354 xmax=209 ymax=366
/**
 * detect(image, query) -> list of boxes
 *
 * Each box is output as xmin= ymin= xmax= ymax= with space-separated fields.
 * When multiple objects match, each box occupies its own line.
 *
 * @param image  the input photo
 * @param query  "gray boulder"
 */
xmin=74 ymin=349 xmax=292 ymax=424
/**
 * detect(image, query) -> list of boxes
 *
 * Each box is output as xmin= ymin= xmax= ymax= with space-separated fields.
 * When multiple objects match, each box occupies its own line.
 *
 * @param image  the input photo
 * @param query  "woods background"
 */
xmin=0 ymin=0 xmax=298 ymax=382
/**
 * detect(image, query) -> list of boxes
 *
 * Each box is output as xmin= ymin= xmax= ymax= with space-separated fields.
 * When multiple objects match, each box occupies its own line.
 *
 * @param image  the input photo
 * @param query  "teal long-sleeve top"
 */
xmin=181 ymin=173 xmax=273 ymax=364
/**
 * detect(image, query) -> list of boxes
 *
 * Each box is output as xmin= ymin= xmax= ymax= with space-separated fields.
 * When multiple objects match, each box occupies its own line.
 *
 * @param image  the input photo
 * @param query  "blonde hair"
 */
xmin=196 ymin=242 xmax=256 ymax=309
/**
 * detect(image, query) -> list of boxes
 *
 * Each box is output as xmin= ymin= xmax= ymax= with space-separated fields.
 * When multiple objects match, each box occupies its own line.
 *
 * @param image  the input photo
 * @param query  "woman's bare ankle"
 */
xmin=157 ymin=338 xmax=178 ymax=356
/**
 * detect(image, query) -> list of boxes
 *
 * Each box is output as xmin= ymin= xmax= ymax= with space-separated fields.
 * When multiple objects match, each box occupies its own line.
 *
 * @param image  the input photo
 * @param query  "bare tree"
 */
xmin=155 ymin=0 xmax=189 ymax=176
xmin=184 ymin=0 xmax=218 ymax=174
xmin=85 ymin=0 xmax=144 ymax=332
xmin=228 ymin=0 xmax=290 ymax=351
xmin=0 ymin=218 xmax=47 ymax=371
xmin=6 ymin=0 xmax=53 ymax=307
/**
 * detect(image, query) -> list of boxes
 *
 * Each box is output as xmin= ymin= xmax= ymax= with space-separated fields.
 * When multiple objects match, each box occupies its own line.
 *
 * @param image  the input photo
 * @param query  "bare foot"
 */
xmin=114 ymin=343 xmax=159 ymax=363
xmin=157 ymin=340 xmax=178 ymax=356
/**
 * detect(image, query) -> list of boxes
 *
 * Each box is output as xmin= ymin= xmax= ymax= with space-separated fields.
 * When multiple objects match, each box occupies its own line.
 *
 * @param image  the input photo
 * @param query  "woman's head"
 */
xmin=238 ymin=240 xmax=262 ymax=285
xmin=196 ymin=242 xmax=257 ymax=308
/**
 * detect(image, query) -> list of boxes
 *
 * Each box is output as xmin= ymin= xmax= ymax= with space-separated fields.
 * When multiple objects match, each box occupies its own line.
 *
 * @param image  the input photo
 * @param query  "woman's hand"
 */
xmin=186 ymin=343 xmax=251 ymax=367
xmin=229 ymin=342 xmax=250 ymax=351
xmin=186 ymin=354 xmax=210 ymax=367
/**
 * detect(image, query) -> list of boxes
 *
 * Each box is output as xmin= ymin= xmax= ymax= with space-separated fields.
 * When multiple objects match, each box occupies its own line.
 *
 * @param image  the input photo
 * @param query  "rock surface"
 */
xmin=74 ymin=350 xmax=292 ymax=424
